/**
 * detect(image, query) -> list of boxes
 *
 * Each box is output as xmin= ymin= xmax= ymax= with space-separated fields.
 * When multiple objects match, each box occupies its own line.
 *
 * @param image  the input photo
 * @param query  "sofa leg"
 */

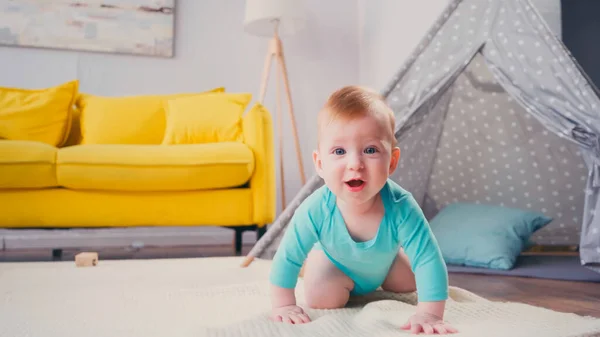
xmin=230 ymin=225 xmax=264 ymax=256
xmin=52 ymin=249 xmax=63 ymax=261
xmin=257 ymin=225 xmax=267 ymax=240
xmin=234 ymin=228 xmax=243 ymax=256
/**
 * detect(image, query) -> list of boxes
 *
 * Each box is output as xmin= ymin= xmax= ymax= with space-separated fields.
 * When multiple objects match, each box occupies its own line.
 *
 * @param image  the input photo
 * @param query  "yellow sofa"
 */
xmin=0 ymin=80 xmax=275 ymax=254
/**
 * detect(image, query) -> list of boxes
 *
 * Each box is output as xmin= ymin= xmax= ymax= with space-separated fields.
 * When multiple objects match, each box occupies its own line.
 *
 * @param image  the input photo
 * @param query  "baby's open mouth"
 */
xmin=345 ymin=179 xmax=364 ymax=188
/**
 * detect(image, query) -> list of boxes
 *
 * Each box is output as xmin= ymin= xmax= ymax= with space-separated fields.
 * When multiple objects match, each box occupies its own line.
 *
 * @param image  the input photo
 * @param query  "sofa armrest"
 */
xmin=243 ymin=102 xmax=275 ymax=226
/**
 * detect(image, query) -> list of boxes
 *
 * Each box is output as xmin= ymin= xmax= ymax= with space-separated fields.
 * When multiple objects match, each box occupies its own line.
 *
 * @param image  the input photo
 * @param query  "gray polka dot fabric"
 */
xmin=380 ymin=0 xmax=600 ymax=271
xmin=390 ymin=88 xmax=451 ymax=207
xmin=249 ymin=0 xmax=600 ymax=272
xmin=425 ymin=53 xmax=587 ymax=246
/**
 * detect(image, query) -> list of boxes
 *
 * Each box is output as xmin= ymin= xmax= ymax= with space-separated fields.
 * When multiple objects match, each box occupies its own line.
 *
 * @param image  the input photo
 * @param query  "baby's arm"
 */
xmin=396 ymin=195 xmax=456 ymax=334
xmin=397 ymin=199 xmax=449 ymax=305
xmin=271 ymin=283 xmax=297 ymax=307
xmin=415 ymin=300 xmax=446 ymax=319
xmin=269 ymin=207 xmax=319 ymax=323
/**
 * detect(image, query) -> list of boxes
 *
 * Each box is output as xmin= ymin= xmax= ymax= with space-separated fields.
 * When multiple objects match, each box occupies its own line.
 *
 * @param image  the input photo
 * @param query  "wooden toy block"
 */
xmin=75 ymin=252 xmax=98 ymax=267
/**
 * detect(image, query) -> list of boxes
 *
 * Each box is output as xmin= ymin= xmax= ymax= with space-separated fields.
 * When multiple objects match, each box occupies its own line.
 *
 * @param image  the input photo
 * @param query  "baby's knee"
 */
xmin=304 ymin=284 xmax=350 ymax=309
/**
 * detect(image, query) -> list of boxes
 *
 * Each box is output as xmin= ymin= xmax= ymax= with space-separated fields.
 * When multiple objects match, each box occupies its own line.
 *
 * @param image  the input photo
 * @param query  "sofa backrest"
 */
xmin=64 ymin=87 xmax=227 ymax=147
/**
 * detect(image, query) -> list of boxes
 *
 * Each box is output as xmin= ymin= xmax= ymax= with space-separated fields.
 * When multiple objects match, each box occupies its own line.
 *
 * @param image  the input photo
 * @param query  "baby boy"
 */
xmin=268 ymin=86 xmax=457 ymax=335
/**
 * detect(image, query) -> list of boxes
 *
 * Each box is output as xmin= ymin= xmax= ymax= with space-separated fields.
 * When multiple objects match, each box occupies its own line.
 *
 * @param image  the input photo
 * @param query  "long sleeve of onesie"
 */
xmin=394 ymin=193 xmax=449 ymax=302
xmin=269 ymin=196 xmax=321 ymax=289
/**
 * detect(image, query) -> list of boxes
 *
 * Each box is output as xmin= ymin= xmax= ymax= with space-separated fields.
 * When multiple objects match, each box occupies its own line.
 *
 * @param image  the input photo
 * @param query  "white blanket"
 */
xmin=0 ymin=256 xmax=598 ymax=337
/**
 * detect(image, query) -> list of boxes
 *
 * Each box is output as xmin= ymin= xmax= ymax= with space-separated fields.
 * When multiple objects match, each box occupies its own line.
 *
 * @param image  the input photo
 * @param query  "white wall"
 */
xmin=0 ymin=0 xmax=359 ymax=219
xmin=357 ymin=0 xmax=450 ymax=90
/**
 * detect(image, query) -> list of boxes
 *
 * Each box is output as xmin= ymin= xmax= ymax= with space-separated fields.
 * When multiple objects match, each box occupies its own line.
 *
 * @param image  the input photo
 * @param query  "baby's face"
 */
xmin=313 ymin=113 xmax=399 ymax=207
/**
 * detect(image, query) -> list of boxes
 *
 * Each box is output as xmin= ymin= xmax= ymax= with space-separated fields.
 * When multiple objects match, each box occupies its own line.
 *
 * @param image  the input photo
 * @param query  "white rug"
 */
xmin=0 ymin=256 xmax=599 ymax=337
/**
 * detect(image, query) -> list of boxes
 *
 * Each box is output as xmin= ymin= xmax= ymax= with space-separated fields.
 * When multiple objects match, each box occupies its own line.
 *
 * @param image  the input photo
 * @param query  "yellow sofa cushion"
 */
xmin=76 ymin=87 xmax=224 ymax=145
xmin=0 ymin=188 xmax=254 ymax=227
xmin=0 ymin=80 xmax=78 ymax=147
xmin=162 ymin=92 xmax=252 ymax=145
xmin=0 ymin=140 xmax=58 ymax=188
xmin=56 ymin=142 xmax=254 ymax=191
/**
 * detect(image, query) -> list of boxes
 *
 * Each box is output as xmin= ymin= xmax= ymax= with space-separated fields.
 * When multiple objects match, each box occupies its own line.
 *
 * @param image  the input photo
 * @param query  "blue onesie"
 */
xmin=269 ymin=179 xmax=449 ymax=303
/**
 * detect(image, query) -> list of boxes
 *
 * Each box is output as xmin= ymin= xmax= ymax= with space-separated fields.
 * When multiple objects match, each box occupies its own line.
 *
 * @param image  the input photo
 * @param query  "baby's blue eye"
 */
xmin=334 ymin=148 xmax=346 ymax=155
xmin=364 ymin=147 xmax=377 ymax=154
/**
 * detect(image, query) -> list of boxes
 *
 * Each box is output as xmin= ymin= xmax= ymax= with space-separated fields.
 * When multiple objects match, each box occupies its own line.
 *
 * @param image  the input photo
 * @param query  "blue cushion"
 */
xmin=429 ymin=203 xmax=553 ymax=270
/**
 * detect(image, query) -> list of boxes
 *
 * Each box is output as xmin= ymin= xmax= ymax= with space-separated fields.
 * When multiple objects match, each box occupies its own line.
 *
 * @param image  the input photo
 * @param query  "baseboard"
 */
xmin=521 ymin=244 xmax=580 ymax=256
xmin=0 ymin=226 xmax=258 ymax=251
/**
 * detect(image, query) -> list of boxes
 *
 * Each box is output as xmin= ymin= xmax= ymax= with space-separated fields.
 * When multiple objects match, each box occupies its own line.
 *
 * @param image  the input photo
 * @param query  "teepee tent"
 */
xmin=242 ymin=0 xmax=600 ymax=272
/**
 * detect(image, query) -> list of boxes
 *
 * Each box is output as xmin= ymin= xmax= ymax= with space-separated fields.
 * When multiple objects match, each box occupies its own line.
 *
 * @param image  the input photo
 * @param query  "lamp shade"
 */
xmin=243 ymin=0 xmax=307 ymax=37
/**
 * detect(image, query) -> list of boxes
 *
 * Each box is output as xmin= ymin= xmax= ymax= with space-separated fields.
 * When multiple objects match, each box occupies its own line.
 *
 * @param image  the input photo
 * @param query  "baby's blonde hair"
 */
xmin=318 ymin=85 xmax=396 ymax=147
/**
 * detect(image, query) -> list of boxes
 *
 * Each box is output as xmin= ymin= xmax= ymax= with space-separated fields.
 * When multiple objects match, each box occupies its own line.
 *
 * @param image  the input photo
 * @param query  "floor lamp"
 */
xmin=244 ymin=0 xmax=307 ymax=209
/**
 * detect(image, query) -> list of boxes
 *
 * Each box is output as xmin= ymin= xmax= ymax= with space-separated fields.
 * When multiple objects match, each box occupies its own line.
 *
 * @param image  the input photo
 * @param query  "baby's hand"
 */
xmin=400 ymin=312 xmax=457 ymax=334
xmin=270 ymin=305 xmax=311 ymax=324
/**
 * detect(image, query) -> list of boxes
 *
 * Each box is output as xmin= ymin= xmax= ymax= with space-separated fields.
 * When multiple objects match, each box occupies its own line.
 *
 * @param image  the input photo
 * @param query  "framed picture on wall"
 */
xmin=0 ymin=0 xmax=175 ymax=58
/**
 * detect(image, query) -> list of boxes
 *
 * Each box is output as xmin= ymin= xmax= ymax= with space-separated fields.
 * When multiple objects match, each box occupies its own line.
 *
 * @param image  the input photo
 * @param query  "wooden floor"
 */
xmin=448 ymin=273 xmax=600 ymax=318
xmin=1 ymin=244 xmax=599 ymax=318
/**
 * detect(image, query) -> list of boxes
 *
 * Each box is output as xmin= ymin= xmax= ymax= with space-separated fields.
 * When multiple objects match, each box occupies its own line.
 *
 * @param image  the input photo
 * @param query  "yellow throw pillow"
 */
xmin=162 ymin=92 xmax=252 ymax=145
xmin=0 ymin=80 xmax=78 ymax=147
xmin=76 ymin=87 xmax=225 ymax=145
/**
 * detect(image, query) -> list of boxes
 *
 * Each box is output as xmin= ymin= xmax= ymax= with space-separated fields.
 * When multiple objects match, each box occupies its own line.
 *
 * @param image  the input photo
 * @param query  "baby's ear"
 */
xmin=312 ymin=150 xmax=324 ymax=177
xmin=389 ymin=147 xmax=401 ymax=173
